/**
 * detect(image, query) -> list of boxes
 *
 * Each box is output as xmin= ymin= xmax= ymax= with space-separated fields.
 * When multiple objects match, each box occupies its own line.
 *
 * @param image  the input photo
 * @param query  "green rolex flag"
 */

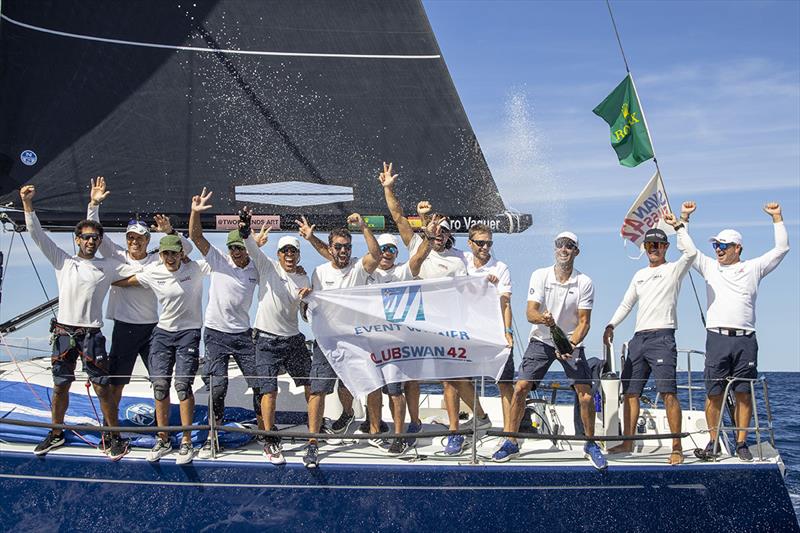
xmin=593 ymin=74 xmax=654 ymax=167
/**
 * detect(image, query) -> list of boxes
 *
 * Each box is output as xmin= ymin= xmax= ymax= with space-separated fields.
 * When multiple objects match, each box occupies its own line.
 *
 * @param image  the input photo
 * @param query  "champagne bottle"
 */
xmin=550 ymin=324 xmax=574 ymax=355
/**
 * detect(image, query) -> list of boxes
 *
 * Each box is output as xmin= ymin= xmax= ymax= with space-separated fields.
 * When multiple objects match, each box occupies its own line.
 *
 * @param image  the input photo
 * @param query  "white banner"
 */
xmin=307 ymin=276 xmax=510 ymax=398
xmin=620 ymin=170 xmax=674 ymax=247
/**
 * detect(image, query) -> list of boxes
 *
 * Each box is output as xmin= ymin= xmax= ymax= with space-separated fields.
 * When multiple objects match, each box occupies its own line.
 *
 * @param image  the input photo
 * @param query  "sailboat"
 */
xmin=1 ymin=1 xmax=797 ymax=530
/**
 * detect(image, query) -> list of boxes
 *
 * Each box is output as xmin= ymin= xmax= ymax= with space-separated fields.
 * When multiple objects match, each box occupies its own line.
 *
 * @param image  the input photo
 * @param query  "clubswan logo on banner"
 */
xmin=381 ymin=285 xmax=426 ymax=323
xmin=125 ymin=403 xmax=156 ymax=426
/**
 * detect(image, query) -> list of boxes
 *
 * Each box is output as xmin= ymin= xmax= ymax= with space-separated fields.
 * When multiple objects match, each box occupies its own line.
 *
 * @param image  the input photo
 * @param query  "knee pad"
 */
xmin=175 ymin=381 xmax=193 ymax=402
xmin=152 ymin=380 xmax=170 ymax=401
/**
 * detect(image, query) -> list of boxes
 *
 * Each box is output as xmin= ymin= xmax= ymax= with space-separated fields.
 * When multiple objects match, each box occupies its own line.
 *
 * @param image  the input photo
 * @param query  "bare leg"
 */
xmin=154 ymin=397 xmax=171 ymax=441
xmin=705 ymin=394 xmax=724 ymax=443
xmin=609 ymin=394 xmax=639 ymax=453
xmin=506 ymin=380 xmax=533 ymax=444
xmin=498 ymin=382 xmax=514 ymax=429
xmin=179 ymin=396 xmax=195 ymax=444
xmin=389 ymin=394 xmax=406 ymax=433
xmin=405 ymin=381 xmax=421 ymax=425
xmin=338 ymin=385 xmax=354 ymax=415
xmin=51 ymin=383 xmax=72 ymax=436
xmin=303 ymin=385 xmax=311 ymax=403
xmin=734 ymin=392 xmax=753 ymax=444
xmin=453 ymin=380 xmax=486 ymax=418
xmin=367 ymin=390 xmax=383 ymax=434
xmin=261 ymin=391 xmax=277 ymax=431
xmin=443 ymin=381 xmax=461 ymax=430
xmin=307 ymin=392 xmax=326 ymax=444
xmin=92 ymin=382 xmax=119 ymax=437
xmin=574 ymin=384 xmax=595 ymax=438
xmin=663 ymin=392 xmax=683 ymax=464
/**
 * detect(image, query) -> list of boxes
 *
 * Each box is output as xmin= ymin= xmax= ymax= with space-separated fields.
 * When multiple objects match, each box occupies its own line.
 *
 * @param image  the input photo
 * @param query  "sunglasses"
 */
xmin=712 ymin=242 xmax=735 ymax=251
xmin=78 ymin=233 xmax=101 ymax=241
xmin=644 ymin=241 xmax=666 ymax=250
xmin=279 ymin=246 xmax=299 ymax=254
xmin=380 ymin=245 xmax=398 ymax=254
xmin=228 ymin=245 xmax=246 ymax=251
xmin=470 ymin=239 xmax=493 ymax=248
xmin=332 ymin=243 xmax=352 ymax=251
xmin=554 ymin=238 xmax=577 ymax=250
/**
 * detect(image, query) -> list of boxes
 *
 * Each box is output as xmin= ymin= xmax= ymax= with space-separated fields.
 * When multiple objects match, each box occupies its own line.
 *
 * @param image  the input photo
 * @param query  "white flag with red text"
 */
xmin=620 ymin=170 xmax=674 ymax=247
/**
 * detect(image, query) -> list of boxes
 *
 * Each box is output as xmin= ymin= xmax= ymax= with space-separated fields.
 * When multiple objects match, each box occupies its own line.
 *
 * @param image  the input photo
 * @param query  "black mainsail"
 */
xmin=0 ymin=1 xmax=531 ymax=233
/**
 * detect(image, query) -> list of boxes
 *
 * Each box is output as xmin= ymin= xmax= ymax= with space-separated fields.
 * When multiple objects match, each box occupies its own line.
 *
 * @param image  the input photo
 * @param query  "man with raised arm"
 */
xmin=603 ymin=210 xmax=696 ymax=465
xmin=297 ymin=213 xmax=381 ymax=467
xmin=20 ymin=185 xmax=137 ymax=460
xmin=231 ymin=207 xmax=313 ymax=465
xmin=187 ymin=188 xmax=261 ymax=459
xmin=86 ymin=177 xmax=193 ymax=453
xmin=380 ymin=162 xmax=491 ymax=457
xmin=684 ymin=202 xmax=789 ymax=462
xmin=496 ymin=231 xmax=607 ymax=470
xmin=465 ymin=223 xmax=516 ymax=434
xmin=114 ymin=228 xmax=210 ymax=465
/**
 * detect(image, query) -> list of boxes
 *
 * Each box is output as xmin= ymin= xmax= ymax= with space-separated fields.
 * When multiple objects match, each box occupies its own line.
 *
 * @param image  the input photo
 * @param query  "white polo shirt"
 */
xmin=692 ymin=221 xmax=789 ymax=331
xmin=408 ymin=233 xmax=467 ymax=279
xmin=465 ymin=253 xmax=512 ymax=295
xmin=527 ymin=266 xmax=594 ymax=347
xmin=367 ymin=262 xmax=414 ymax=284
xmin=25 ymin=211 xmax=137 ymax=328
xmin=244 ymin=236 xmax=310 ymax=336
xmin=136 ymin=261 xmax=210 ymax=332
xmin=202 ymin=246 xmax=259 ymax=334
xmin=312 ymin=259 xmax=370 ymax=291
xmin=608 ymin=227 xmax=697 ymax=332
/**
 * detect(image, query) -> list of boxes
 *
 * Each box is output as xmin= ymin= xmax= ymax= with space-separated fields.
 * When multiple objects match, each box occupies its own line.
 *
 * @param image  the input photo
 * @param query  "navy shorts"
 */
xmin=309 ymin=342 xmax=339 ymax=395
xmin=202 ymin=327 xmax=258 ymax=388
xmin=704 ymin=330 xmax=758 ymax=396
xmin=621 ymin=329 xmax=678 ymax=395
xmin=51 ymin=329 xmax=109 ymax=386
xmin=109 ymin=321 xmax=155 ymax=385
xmin=254 ymin=331 xmax=312 ymax=393
xmin=148 ymin=328 xmax=201 ymax=392
xmin=496 ymin=348 xmax=515 ymax=384
xmin=518 ymin=339 xmax=592 ymax=386
xmin=383 ymin=381 xmax=405 ymax=396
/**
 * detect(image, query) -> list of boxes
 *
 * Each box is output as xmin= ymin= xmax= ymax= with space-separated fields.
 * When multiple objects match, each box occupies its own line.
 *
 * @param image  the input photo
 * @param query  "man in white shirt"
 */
xmin=603 ymin=210 xmax=696 ymax=464
xmin=20 ymin=185 xmax=137 ymax=460
xmin=465 ymin=224 xmax=515 ymax=433
xmin=297 ymin=214 xmax=381 ymax=467
xmin=496 ymin=231 xmax=607 ymax=470
xmin=683 ymin=202 xmax=789 ymax=462
xmin=114 ymin=234 xmax=210 ymax=465
xmin=380 ymin=162 xmax=488 ymax=457
xmin=86 ymin=177 xmax=193 ymax=449
xmin=188 ymin=189 xmax=261 ymax=459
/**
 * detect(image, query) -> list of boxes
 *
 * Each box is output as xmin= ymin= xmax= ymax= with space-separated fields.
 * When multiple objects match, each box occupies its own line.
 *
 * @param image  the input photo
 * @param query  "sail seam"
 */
xmin=0 ymin=14 xmax=442 ymax=60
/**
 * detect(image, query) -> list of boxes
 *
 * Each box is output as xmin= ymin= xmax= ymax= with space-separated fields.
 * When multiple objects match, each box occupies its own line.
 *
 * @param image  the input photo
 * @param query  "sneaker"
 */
xmin=321 ymin=425 xmax=344 ymax=446
xmin=175 ymin=441 xmax=194 ymax=465
xmin=263 ymin=439 xmax=285 ymax=465
xmin=303 ymin=443 xmax=320 ymax=468
xmin=387 ymin=438 xmax=408 ymax=456
xmin=368 ymin=437 xmax=391 ymax=451
xmin=693 ymin=441 xmax=722 ymax=462
xmin=492 ymin=439 xmax=520 ymax=463
xmin=197 ymin=437 xmax=217 ymax=459
xmin=405 ymin=421 xmax=422 ymax=446
xmin=584 ymin=441 xmax=608 ymax=471
xmin=458 ymin=413 xmax=492 ymax=431
xmin=444 ymin=434 xmax=466 ymax=456
xmin=147 ymin=437 xmax=172 ymax=462
xmin=358 ymin=419 xmax=389 ymax=434
xmin=107 ymin=436 xmax=130 ymax=462
xmin=330 ymin=411 xmax=356 ymax=433
xmin=97 ymin=432 xmax=112 ymax=454
xmin=736 ymin=441 xmax=754 ymax=462
xmin=34 ymin=431 xmax=66 ymax=456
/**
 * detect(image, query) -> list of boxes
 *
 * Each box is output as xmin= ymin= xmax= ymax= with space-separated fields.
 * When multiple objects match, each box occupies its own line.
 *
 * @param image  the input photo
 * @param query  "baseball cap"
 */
xmin=377 ymin=233 xmax=398 ymax=247
xmin=438 ymin=219 xmax=452 ymax=232
xmin=126 ymin=220 xmax=150 ymax=236
xmin=277 ymin=236 xmax=301 ymax=250
xmin=644 ymin=228 xmax=669 ymax=244
xmin=708 ymin=229 xmax=742 ymax=245
xmin=226 ymin=230 xmax=245 ymax=247
xmin=159 ymin=234 xmax=183 ymax=253
xmin=554 ymin=231 xmax=579 ymax=247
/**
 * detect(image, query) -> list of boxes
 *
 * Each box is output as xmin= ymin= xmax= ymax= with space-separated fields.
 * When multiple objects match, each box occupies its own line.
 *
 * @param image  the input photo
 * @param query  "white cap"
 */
xmin=277 ymin=236 xmax=300 ymax=250
xmin=439 ymin=219 xmax=452 ymax=231
xmin=555 ymin=231 xmax=578 ymax=247
xmin=126 ymin=222 xmax=150 ymax=236
xmin=709 ymin=229 xmax=742 ymax=245
xmin=377 ymin=233 xmax=398 ymax=247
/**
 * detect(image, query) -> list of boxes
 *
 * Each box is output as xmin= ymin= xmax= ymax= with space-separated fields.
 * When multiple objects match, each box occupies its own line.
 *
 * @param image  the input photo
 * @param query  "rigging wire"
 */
xmin=17 ymin=233 xmax=57 ymax=318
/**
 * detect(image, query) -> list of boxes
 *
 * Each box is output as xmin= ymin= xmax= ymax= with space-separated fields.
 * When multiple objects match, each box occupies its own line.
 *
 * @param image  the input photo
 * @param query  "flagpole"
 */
xmin=605 ymin=0 xmax=707 ymax=327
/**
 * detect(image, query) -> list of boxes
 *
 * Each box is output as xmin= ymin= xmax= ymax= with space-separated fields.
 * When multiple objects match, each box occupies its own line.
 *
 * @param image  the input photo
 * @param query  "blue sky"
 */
xmin=1 ymin=1 xmax=798 ymax=371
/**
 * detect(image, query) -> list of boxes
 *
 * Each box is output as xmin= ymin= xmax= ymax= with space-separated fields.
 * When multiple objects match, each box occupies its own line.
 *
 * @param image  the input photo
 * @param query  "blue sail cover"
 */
xmin=0 ymin=1 xmax=531 ymax=233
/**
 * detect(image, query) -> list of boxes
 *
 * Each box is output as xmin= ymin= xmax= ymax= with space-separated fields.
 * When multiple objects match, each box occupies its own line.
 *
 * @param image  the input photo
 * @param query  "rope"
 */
xmin=605 ymin=0 xmax=630 ymax=73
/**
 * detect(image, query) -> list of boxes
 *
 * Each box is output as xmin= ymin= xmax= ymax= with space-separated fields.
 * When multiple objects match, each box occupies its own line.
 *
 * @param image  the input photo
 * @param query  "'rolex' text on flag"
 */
xmin=307 ymin=276 xmax=510 ymax=398
xmin=593 ymin=74 xmax=655 ymax=167
xmin=621 ymin=170 xmax=674 ymax=246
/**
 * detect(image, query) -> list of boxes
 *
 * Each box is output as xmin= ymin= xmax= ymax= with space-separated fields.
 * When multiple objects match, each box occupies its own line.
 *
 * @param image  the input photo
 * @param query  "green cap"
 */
xmin=159 ymin=234 xmax=183 ymax=253
xmin=226 ymin=229 xmax=245 ymax=247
